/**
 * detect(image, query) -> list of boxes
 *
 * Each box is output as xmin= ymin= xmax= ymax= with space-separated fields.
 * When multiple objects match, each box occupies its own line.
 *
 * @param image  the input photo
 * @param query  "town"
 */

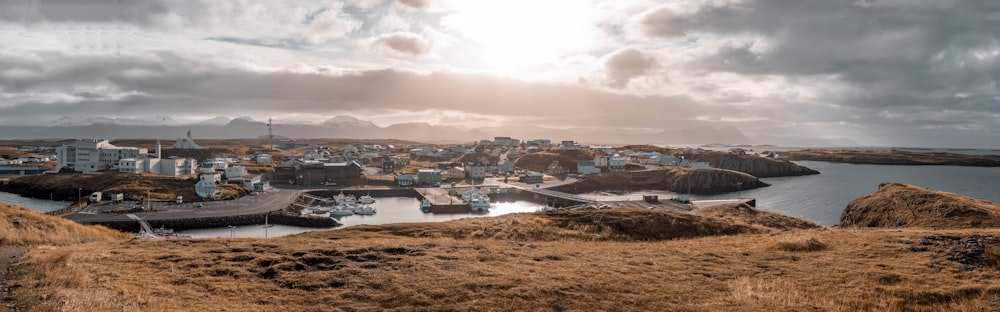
xmin=0 ymin=130 xmax=814 ymax=234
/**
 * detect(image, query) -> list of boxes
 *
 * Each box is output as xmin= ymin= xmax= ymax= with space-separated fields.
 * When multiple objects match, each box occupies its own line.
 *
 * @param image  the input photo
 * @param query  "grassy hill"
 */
xmin=0 ymin=203 xmax=126 ymax=246
xmin=841 ymin=183 xmax=1000 ymax=228
xmin=7 ymin=187 xmax=1000 ymax=311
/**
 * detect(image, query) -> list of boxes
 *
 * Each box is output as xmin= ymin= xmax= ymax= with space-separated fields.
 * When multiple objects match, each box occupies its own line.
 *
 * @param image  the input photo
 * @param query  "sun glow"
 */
xmin=442 ymin=0 xmax=600 ymax=70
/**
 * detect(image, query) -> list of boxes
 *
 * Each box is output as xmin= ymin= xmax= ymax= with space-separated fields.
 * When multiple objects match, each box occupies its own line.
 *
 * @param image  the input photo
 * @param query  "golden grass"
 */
xmin=841 ymin=182 xmax=1000 ymax=228
xmin=773 ymin=236 xmax=827 ymax=252
xmin=0 ymin=203 xmax=128 ymax=246
xmin=9 ymin=207 xmax=1000 ymax=311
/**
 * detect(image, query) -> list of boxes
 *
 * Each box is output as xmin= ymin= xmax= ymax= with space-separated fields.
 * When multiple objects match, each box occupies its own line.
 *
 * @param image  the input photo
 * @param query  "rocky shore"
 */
xmin=784 ymin=149 xmax=1000 ymax=166
xmin=551 ymin=167 xmax=769 ymax=195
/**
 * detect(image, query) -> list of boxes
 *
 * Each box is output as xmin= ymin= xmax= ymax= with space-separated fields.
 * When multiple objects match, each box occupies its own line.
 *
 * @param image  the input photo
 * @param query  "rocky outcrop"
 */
xmin=682 ymin=151 xmax=820 ymax=178
xmin=839 ymin=183 xmax=1000 ymax=228
xmin=551 ymin=167 xmax=768 ymax=195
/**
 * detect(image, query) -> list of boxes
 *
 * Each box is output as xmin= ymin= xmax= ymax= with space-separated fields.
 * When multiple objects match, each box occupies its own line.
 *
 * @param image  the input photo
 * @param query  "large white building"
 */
xmin=57 ymin=139 xmax=146 ymax=173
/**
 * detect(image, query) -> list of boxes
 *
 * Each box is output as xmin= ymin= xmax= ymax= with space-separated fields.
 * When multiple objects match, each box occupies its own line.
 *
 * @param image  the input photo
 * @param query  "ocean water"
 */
xmin=698 ymin=161 xmax=1000 ymax=226
xmin=0 ymin=191 xmax=72 ymax=213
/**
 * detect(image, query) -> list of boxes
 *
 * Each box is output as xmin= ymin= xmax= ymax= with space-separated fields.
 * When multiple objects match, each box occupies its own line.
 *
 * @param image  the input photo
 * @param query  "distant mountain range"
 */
xmin=0 ymin=115 xmax=768 ymax=145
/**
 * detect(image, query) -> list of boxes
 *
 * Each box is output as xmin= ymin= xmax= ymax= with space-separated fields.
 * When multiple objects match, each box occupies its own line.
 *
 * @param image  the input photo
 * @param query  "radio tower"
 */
xmin=267 ymin=118 xmax=274 ymax=150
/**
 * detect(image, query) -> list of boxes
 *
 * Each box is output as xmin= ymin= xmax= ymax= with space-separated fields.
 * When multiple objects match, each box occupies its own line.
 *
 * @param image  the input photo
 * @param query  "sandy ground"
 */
xmin=0 ymin=246 xmax=27 ymax=312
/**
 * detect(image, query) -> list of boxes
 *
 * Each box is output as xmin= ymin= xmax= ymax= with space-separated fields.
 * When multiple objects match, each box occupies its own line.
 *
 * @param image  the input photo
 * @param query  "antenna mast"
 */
xmin=267 ymin=118 xmax=273 ymax=150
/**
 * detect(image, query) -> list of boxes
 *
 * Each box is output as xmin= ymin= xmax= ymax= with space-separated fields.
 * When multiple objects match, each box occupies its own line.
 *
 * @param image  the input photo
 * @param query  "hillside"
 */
xmin=0 ymin=203 xmax=126 ymax=246
xmin=681 ymin=151 xmax=820 ymax=178
xmin=550 ymin=167 xmax=768 ymax=195
xmin=840 ymin=183 xmax=1000 ymax=228
xmin=9 ymin=205 xmax=1000 ymax=311
xmin=0 ymin=172 xmax=246 ymax=203
xmin=784 ymin=149 xmax=1000 ymax=167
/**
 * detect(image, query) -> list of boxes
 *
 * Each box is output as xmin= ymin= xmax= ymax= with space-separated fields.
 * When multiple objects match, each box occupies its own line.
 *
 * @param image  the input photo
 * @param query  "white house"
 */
xmin=594 ymin=156 xmax=609 ymax=167
xmin=395 ymin=173 xmax=416 ymax=186
xmin=609 ymin=154 xmax=626 ymax=172
xmin=256 ymin=154 xmax=273 ymax=164
xmin=225 ymin=165 xmax=248 ymax=178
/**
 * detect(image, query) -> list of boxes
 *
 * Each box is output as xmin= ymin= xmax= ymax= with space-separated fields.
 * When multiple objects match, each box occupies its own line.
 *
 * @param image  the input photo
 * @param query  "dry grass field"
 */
xmin=6 ymin=200 xmax=1000 ymax=311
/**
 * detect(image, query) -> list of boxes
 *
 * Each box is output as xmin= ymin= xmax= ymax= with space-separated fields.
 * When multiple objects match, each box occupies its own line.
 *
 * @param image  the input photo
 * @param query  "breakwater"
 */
xmin=83 ymin=211 xmax=340 ymax=232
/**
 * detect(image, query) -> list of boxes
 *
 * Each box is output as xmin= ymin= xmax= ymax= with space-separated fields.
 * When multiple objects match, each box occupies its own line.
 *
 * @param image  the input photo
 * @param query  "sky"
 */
xmin=1 ymin=0 xmax=1000 ymax=148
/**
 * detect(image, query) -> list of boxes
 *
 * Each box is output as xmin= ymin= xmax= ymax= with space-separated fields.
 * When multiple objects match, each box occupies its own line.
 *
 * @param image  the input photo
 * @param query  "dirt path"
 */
xmin=0 ymin=246 xmax=28 ymax=312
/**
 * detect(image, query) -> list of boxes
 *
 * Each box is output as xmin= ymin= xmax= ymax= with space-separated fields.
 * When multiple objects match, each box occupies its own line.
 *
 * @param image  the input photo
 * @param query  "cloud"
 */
xmin=303 ymin=9 xmax=363 ymax=44
xmin=372 ymin=32 xmax=430 ymax=55
xmin=603 ymin=48 xmax=656 ymax=88
xmin=397 ymin=0 xmax=431 ymax=9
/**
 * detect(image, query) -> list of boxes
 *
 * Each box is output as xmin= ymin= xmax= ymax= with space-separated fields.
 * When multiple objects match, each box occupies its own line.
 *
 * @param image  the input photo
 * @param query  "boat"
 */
xmin=311 ymin=207 xmax=330 ymax=214
xmin=353 ymin=204 xmax=377 ymax=215
xmin=420 ymin=198 xmax=432 ymax=212
xmin=538 ymin=205 xmax=557 ymax=212
xmin=462 ymin=188 xmax=491 ymax=211
xmin=329 ymin=205 xmax=355 ymax=216
xmin=359 ymin=194 xmax=376 ymax=204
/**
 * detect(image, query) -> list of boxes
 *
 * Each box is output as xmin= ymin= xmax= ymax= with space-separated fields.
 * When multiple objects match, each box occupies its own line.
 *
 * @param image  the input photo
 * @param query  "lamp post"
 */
xmin=736 ymin=181 xmax=743 ymax=199
xmin=228 ymin=225 xmax=236 ymax=238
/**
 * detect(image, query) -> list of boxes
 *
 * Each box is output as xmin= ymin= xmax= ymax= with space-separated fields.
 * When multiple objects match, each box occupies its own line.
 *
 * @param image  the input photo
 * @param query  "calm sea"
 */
xmin=0 ymin=191 xmax=71 ymax=213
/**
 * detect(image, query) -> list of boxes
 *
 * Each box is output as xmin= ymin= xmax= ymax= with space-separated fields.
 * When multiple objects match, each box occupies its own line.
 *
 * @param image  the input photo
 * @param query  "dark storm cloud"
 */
xmin=373 ymin=32 xmax=429 ymax=55
xmin=639 ymin=0 xmax=1000 ymax=144
xmin=603 ymin=48 xmax=656 ymax=88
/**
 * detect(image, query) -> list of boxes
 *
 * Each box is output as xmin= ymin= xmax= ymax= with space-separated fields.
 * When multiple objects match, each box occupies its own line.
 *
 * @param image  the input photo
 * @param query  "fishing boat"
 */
xmin=359 ymin=194 xmax=376 ymax=204
xmin=420 ymin=198 xmax=432 ymax=212
xmin=353 ymin=204 xmax=377 ymax=215
xmin=462 ymin=188 xmax=491 ymax=211
xmin=329 ymin=204 xmax=355 ymax=216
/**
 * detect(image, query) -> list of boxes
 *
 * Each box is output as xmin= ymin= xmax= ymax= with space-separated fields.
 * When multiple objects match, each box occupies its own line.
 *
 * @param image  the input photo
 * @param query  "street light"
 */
xmin=736 ymin=181 xmax=743 ymax=199
xmin=228 ymin=225 xmax=236 ymax=238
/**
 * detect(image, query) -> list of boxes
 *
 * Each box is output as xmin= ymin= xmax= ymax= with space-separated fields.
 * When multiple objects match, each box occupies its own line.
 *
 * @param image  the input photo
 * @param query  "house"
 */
xmin=467 ymin=164 xmax=487 ymax=179
xmin=560 ymin=140 xmax=580 ymax=150
xmin=577 ymin=161 xmax=600 ymax=175
xmin=381 ymin=160 xmax=395 ymax=174
xmin=520 ymin=172 xmax=544 ymax=184
xmin=256 ymin=154 xmax=273 ymax=164
xmin=494 ymin=136 xmax=517 ymax=147
xmin=195 ymin=172 xmax=221 ymax=198
xmin=497 ymin=160 xmax=516 ymax=175
xmin=527 ymin=139 xmax=551 ymax=147
xmin=225 ymin=166 xmax=248 ymax=179
xmin=653 ymin=155 xmax=682 ymax=166
xmin=545 ymin=161 xmax=567 ymax=175
xmin=609 ymin=154 xmax=626 ymax=172
xmin=417 ymin=169 xmax=442 ymax=186
xmin=271 ymin=161 xmax=363 ymax=185
xmin=594 ymin=156 xmax=609 ymax=167
xmin=443 ymin=167 xmax=466 ymax=179
xmin=395 ymin=173 xmax=417 ymax=186
xmin=690 ymin=162 xmax=710 ymax=170
xmin=229 ymin=174 xmax=265 ymax=191
xmin=589 ymin=145 xmax=614 ymax=155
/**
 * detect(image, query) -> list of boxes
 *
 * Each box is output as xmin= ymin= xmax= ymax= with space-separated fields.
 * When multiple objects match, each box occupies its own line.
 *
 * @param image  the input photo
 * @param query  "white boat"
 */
xmin=538 ymin=205 xmax=557 ymax=212
xmin=329 ymin=205 xmax=355 ymax=216
xmin=462 ymin=188 xmax=491 ymax=211
xmin=420 ymin=199 xmax=432 ymax=212
xmin=359 ymin=194 xmax=376 ymax=204
xmin=353 ymin=205 xmax=377 ymax=215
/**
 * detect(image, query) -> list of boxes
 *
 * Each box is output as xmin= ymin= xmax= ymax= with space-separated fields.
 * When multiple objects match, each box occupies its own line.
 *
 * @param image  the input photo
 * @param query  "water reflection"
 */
xmin=179 ymin=197 xmax=548 ymax=238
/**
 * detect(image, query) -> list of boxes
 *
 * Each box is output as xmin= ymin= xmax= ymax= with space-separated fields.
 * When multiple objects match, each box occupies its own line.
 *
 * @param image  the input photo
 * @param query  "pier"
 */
xmin=414 ymin=187 xmax=470 ymax=213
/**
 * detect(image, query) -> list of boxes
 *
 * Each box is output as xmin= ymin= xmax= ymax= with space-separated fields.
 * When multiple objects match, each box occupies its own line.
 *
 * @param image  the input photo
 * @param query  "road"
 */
xmin=64 ymin=188 xmax=302 ymax=223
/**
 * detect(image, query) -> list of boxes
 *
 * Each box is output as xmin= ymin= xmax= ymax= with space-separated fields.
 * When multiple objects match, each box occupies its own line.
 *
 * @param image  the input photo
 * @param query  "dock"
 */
xmin=414 ymin=187 xmax=469 ymax=213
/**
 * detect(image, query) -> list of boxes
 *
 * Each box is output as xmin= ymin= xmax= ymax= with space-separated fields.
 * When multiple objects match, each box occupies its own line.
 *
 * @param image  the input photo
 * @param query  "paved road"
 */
xmin=64 ymin=188 xmax=302 ymax=223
